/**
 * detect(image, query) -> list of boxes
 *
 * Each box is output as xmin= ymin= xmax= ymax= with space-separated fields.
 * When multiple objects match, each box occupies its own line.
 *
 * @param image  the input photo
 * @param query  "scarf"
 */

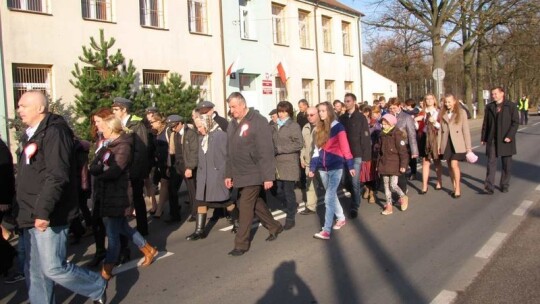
xmin=277 ymin=117 xmax=289 ymax=128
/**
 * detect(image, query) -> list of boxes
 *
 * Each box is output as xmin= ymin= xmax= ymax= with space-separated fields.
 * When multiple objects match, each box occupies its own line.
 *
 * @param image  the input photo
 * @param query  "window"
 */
xmin=298 ymin=10 xmax=310 ymax=48
xmin=82 ymin=0 xmax=113 ymax=21
xmin=272 ymin=3 xmax=286 ymax=45
xmin=12 ymin=64 xmax=52 ymax=106
xmin=142 ymin=70 xmax=168 ymax=88
xmin=239 ymin=73 xmax=257 ymax=91
xmin=140 ymin=0 xmax=165 ymax=28
xmin=188 ymin=0 xmax=208 ymax=34
xmin=191 ymin=72 xmax=212 ymax=101
xmin=8 ymin=0 xmax=49 ymax=13
xmin=322 ymin=16 xmax=332 ymax=52
xmin=275 ymin=77 xmax=287 ymax=103
xmin=302 ymin=79 xmax=313 ymax=103
xmin=342 ymin=21 xmax=351 ymax=55
xmin=239 ymin=1 xmax=256 ymax=40
xmin=345 ymin=81 xmax=353 ymax=94
xmin=325 ymin=80 xmax=334 ymax=102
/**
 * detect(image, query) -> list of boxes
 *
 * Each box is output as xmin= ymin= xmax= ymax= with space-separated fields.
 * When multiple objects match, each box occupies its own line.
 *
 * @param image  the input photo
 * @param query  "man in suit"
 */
xmin=481 ymin=87 xmax=519 ymax=194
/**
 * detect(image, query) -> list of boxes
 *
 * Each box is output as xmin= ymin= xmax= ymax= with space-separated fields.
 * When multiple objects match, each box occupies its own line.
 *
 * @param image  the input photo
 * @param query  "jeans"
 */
xmin=319 ymin=169 xmax=345 ymax=233
xmin=276 ymin=180 xmax=297 ymax=221
xmin=103 ymin=217 xmax=147 ymax=264
xmin=24 ymin=226 xmax=106 ymax=304
xmin=351 ymin=157 xmax=362 ymax=210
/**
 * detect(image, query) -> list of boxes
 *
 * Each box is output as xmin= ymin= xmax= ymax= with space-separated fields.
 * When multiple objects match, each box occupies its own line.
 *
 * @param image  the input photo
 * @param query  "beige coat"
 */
xmin=439 ymin=109 xmax=472 ymax=154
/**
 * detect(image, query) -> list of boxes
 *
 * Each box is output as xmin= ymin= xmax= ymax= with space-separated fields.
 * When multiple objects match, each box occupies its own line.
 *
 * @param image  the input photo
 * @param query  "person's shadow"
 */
xmin=257 ymin=261 xmax=317 ymax=304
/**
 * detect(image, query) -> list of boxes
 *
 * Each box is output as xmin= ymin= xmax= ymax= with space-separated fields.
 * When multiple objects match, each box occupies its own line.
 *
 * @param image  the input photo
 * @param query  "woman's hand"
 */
xmin=399 ymin=167 xmax=406 ymax=173
xmin=308 ymin=171 xmax=315 ymax=178
xmin=349 ymin=169 xmax=356 ymax=177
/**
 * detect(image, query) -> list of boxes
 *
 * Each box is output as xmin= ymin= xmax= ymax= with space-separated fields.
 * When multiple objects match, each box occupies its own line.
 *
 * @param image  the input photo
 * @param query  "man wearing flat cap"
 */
xmin=166 ymin=115 xmax=199 ymax=222
xmin=112 ymin=97 xmax=150 ymax=236
xmin=196 ymin=101 xmax=228 ymax=131
xmin=268 ymin=109 xmax=278 ymax=126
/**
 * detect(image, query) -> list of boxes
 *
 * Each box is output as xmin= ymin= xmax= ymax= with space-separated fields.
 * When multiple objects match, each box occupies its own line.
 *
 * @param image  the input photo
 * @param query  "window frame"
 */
xmin=325 ymin=80 xmax=334 ymax=102
xmin=81 ymin=0 xmax=113 ymax=22
xmin=342 ymin=21 xmax=352 ymax=55
xmin=302 ymin=79 xmax=313 ymax=103
xmin=322 ymin=16 xmax=332 ymax=53
xmin=272 ymin=3 xmax=287 ymax=46
xmin=298 ymin=9 xmax=311 ymax=49
xmin=12 ymin=63 xmax=53 ymax=107
xmin=140 ymin=0 xmax=166 ymax=29
xmin=7 ymin=0 xmax=50 ymax=14
xmin=188 ymin=0 xmax=208 ymax=34
xmin=275 ymin=77 xmax=288 ymax=103
xmin=239 ymin=2 xmax=257 ymax=40
xmin=142 ymin=69 xmax=168 ymax=89
xmin=191 ymin=72 xmax=212 ymax=102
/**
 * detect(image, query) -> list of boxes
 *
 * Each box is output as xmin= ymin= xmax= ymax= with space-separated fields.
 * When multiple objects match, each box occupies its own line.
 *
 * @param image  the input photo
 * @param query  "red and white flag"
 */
xmin=277 ymin=61 xmax=288 ymax=83
xmin=226 ymin=57 xmax=240 ymax=77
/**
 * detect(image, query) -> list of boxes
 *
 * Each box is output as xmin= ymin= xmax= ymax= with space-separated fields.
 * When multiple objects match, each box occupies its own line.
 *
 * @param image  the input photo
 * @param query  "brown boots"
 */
xmin=101 ymin=263 xmax=114 ymax=281
xmin=139 ymin=243 xmax=158 ymax=267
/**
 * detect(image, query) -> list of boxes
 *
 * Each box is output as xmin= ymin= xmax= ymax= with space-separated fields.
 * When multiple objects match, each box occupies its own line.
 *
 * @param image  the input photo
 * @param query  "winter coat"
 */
xmin=377 ymin=127 xmax=409 ymax=176
xmin=213 ymin=112 xmax=229 ymax=132
xmin=196 ymin=129 xmax=229 ymax=202
xmin=0 ymin=138 xmax=15 ymax=206
xmin=172 ymin=126 xmax=199 ymax=173
xmin=272 ymin=119 xmax=303 ymax=181
xmin=395 ymin=111 xmax=419 ymax=156
xmin=481 ymin=100 xmax=519 ymax=156
xmin=89 ymin=133 xmax=132 ymax=217
xmin=16 ymin=113 xmax=79 ymax=228
xmin=310 ymin=120 xmax=354 ymax=172
xmin=339 ymin=111 xmax=372 ymax=161
xmin=301 ymin=123 xmax=315 ymax=174
xmin=439 ymin=109 xmax=472 ymax=154
xmin=226 ymin=109 xmax=276 ymax=188
xmin=125 ymin=115 xmax=149 ymax=179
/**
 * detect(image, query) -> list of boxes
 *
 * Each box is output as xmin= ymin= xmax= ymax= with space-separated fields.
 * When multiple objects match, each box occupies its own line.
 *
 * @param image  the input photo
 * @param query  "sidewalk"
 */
xmin=454 ymin=203 xmax=540 ymax=303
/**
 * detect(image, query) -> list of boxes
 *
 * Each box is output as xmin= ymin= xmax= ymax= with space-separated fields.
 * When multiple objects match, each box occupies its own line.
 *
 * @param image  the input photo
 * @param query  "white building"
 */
xmin=362 ymin=64 xmax=398 ymax=103
xmin=222 ymin=0 xmax=363 ymax=117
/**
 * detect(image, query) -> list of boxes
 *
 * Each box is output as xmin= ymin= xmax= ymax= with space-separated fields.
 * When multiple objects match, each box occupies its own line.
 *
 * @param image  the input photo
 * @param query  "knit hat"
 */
xmin=381 ymin=114 xmax=397 ymax=126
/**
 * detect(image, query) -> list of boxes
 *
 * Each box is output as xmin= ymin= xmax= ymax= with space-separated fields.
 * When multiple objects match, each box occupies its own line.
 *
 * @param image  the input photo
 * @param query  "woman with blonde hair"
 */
xmin=418 ymin=94 xmax=443 ymax=193
xmin=439 ymin=93 xmax=472 ymax=198
xmin=89 ymin=115 xmax=157 ymax=280
xmin=309 ymin=102 xmax=355 ymax=240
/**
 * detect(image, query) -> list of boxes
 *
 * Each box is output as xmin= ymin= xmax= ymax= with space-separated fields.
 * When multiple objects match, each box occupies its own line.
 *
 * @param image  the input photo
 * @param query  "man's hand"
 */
xmin=308 ymin=171 xmax=315 ymax=178
xmin=349 ymin=169 xmax=356 ymax=177
xmin=263 ymin=181 xmax=273 ymax=190
xmin=34 ymin=219 xmax=50 ymax=232
xmin=481 ymin=141 xmax=486 ymax=145
xmin=185 ymin=168 xmax=193 ymax=178
xmin=225 ymin=178 xmax=233 ymax=189
xmin=504 ymin=137 xmax=511 ymax=143
xmin=0 ymin=204 xmax=10 ymax=212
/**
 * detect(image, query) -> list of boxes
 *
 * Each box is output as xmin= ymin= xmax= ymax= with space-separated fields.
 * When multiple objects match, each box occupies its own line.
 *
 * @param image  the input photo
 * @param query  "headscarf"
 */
xmin=199 ymin=114 xmax=221 ymax=154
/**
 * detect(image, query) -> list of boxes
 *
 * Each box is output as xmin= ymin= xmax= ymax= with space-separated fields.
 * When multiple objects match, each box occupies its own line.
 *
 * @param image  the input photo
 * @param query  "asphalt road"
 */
xmin=2 ymin=116 xmax=540 ymax=304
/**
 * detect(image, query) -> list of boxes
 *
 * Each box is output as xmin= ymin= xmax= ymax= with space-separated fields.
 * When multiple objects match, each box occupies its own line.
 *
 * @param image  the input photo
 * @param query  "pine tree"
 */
xmin=70 ymin=29 xmax=136 ymax=139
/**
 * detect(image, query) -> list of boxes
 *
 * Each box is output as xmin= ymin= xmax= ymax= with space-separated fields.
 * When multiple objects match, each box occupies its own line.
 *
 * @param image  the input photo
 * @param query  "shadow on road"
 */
xmin=256 ymin=261 xmax=316 ymax=304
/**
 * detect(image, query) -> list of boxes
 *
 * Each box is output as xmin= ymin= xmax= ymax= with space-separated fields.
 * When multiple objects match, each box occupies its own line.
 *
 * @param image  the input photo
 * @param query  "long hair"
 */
xmin=91 ymin=108 xmax=113 ymax=140
xmin=422 ymin=93 xmax=438 ymax=110
xmin=315 ymin=102 xmax=336 ymax=148
xmin=440 ymin=93 xmax=462 ymax=125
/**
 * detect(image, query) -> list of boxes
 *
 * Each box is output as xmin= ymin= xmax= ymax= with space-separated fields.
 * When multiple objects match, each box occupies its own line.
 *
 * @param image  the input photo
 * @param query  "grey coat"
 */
xmin=196 ymin=129 xmax=230 ymax=202
xmin=395 ymin=111 xmax=419 ymax=156
xmin=300 ymin=123 xmax=315 ymax=174
xmin=272 ymin=119 xmax=304 ymax=181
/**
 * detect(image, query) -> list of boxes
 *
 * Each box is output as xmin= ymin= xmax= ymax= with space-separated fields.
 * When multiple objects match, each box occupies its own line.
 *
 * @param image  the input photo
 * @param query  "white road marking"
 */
xmin=475 ymin=232 xmax=507 ymax=259
xmin=112 ymin=251 xmax=174 ymax=276
xmin=471 ymin=145 xmax=480 ymax=150
xmin=513 ymin=200 xmax=533 ymax=216
xmin=430 ymin=290 xmax=457 ymax=304
xmin=518 ymin=127 xmax=527 ymax=132
xmin=533 ymin=121 xmax=540 ymax=126
xmin=220 ymin=203 xmax=307 ymax=232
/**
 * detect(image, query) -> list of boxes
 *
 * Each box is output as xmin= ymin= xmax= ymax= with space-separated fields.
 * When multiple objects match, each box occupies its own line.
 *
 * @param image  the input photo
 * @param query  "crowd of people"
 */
xmin=0 ymin=86 xmax=520 ymax=303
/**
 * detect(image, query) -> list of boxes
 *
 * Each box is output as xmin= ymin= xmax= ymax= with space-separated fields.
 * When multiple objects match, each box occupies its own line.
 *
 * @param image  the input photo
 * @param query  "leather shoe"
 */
xmin=349 ymin=209 xmax=358 ymax=219
xmin=283 ymin=220 xmax=295 ymax=230
xmin=501 ymin=187 xmax=509 ymax=193
xmin=228 ymin=248 xmax=247 ymax=256
xmin=300 ymin=209 xmax=316 ymax=215
xmin=266 ymin=225 xmax=284 ymax=241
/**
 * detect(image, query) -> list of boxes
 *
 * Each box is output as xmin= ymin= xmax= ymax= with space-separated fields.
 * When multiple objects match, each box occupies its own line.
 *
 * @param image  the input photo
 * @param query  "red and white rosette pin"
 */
xmin=239 ymin=124 xmax=249 ymax=137
xmin=102 ymin=150 xmax=111 ymax=165
xmin=24 ymin=143 xmax=38 ymax=165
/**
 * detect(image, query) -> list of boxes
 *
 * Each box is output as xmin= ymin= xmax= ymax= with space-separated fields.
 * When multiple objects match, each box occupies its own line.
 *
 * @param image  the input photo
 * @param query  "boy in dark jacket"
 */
xmin=377 ymin=114 xmax=409 ymax=215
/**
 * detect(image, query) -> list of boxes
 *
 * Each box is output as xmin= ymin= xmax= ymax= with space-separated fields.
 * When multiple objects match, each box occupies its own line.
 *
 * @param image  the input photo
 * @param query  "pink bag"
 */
xmin=466 ymin=151 xmax=478 ymax=163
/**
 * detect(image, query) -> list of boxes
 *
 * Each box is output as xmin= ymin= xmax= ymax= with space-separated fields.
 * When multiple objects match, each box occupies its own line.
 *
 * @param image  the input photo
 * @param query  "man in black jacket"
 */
xmin=112 ymin=97 xmax=150 ymax=235
xmin=16 ymin=91 xmax=106 ymax=303
xmin=481 ymin=87 xmax=519 ymax=193
xmin=340 ymin=93 xmax=371 ymax=218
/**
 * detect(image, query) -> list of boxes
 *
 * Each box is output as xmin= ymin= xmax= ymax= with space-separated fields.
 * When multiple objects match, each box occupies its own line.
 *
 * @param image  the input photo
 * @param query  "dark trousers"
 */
xmin=91 ymin=200 xmax=106 ymax=254
xmin=409 ymin=157 xmax=417 ymax=175
xmin=397 ymin=173 xmax=407 ymax=194
xmin=520 ymin=110 xmax=528 ymax=125
xmin=276 ymin=180 xmax=297 ymax=221
xmin=168 ymin=168 xmax=198 ymax=219
xmin=486 ymin=143 xmax=512 ymax=190
xmin=234 ymin=185 xmax=281 ymax=251
xmin=130 ymin=178 xmax=148 ymax=236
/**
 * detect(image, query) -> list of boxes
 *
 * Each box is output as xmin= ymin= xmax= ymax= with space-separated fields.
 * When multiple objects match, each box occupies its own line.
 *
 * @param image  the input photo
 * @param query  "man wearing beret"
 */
xmin=112 ymin=97 xmax=150 ymax=236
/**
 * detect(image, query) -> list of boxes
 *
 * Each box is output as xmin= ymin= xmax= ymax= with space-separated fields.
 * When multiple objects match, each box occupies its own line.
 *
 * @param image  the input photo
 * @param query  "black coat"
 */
xmin=481 ymin=100 xmax=519 ymax=156
xmin=0 ymin=138 xmax=15 ymax=206
xmin=16 ymin=114 xmax=79 ymax=228
xmin=125 ymin=115 xmax=150 ymax=179
xmin=340 ymin=111 xmax=372 ymax=161
xmin=89 ymin=133 xmax=133 ymax=217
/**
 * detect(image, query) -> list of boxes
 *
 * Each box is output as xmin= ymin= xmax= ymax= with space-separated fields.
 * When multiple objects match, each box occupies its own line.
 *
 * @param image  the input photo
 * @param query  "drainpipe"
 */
xmin=313 ymin=1 xmax=321 ymax=104
xmin=218 ymin=0 xmax=227 ymax=116
xmin=357 ymin=16 xmax=364 ymax=103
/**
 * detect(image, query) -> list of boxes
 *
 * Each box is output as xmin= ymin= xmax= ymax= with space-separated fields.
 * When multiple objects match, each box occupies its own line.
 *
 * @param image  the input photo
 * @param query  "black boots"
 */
xmin=186 ymin=213 xmax=207 ymax=241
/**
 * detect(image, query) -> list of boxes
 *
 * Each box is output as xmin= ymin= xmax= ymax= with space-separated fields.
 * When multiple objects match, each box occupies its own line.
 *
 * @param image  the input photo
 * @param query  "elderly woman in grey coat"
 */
xmin=272 ymin=101 xmax=304 ymax=230
xmin=186 ymin=114 xmax=237 ymax=240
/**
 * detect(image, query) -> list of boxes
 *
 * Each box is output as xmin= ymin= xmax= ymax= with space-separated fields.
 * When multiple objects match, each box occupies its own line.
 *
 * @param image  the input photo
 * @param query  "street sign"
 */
xmin=262 ymin=79 xmax=272 ymax=95
xmin=483 ymin=90 xmax=490 ymax=100
xmin=432 ymin=68 xmax=445 ymax=80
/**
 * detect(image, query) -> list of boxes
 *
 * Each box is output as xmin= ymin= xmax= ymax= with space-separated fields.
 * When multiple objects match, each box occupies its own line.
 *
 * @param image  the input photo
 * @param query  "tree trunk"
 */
xmin=432 ymin=33 xmax=445 ymax=100
xmin=476 ymin=38 xmax=487 ymax=116
xmin=463 ymin=43 xmax=475 ymax=112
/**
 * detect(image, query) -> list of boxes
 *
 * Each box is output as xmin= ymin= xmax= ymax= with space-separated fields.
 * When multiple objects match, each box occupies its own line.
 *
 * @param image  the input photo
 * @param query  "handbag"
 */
xmin=466 ymin=151 xmax=478 ymax=163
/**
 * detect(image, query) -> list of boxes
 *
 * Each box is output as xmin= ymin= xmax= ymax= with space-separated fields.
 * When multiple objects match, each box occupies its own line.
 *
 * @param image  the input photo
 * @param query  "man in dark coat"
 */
xmin=16 ymin=91 xmax=106 ymax=303
xmin=340 ymin=93 xmax=371 ymax=218
xmin=112 ymin=97 xmax=150 ymax=235
xmin=225 ymin=92 xmax=283 ymax=256
xmin=481 ymin=87 xmax=519 ymax=194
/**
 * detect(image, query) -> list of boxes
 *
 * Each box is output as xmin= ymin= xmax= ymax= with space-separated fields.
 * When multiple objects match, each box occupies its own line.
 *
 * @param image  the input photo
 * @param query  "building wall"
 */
xmin=1 ymin=0 xmax=225 ymax=130
xmin=222 ymin=0 xmax=361 ymax=118
xmin=362 ymin=64 xmax=397 ymax=104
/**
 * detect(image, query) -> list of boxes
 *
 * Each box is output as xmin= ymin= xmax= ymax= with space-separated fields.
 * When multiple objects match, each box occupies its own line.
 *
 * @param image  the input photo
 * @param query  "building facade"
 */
xmin=362 ymin=64 xmax=397 ymax=103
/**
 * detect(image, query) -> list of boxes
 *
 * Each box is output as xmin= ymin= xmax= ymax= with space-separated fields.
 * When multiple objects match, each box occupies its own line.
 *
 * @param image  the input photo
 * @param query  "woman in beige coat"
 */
xmin=438 ymin=93 xmax=472 ymax=198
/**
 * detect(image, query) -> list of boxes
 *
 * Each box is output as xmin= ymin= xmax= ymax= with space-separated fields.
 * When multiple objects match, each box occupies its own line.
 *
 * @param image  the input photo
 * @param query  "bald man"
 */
xmin=16 ymin=91 xmax=107 ymax=303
